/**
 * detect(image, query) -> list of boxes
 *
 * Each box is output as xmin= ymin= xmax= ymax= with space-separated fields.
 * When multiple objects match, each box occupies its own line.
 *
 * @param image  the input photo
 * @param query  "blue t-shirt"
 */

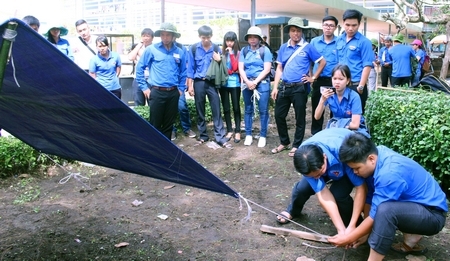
xmin=367 ymin=146 xmax=448 ymax=219
xmin=310 ymin=35 xmax=338 ymax=77
xmin=301 ymin=128 xmax=364 ymax=193
xmin=89 ymin=50 xmax=122 ymax=91
xmin=336 ymin=32 xmax=374 ymax=82
xmin=136 ymin=42 xmax=187 ymax=92
xmin=239 ymin=46 xmax=273 ymax=79
xmin=388 ymin=44 xmax=415 ymax=77
xmin=325 ymin=87 xmax=362 ymax=118
xmin=277 ymin=39 xmax=323 ymax=83
xmin=53 ymin=38 xmax=74 ymax=61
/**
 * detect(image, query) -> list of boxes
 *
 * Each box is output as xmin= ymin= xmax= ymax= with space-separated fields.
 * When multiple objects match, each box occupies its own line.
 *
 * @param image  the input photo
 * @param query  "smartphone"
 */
xmin=320 ymin=86 xmax=336 ymax=94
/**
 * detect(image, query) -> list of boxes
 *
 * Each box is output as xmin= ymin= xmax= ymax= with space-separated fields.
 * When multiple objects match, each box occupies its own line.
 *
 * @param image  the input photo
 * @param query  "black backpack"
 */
xmin=242 ymin=45 xmax=275 ymax=81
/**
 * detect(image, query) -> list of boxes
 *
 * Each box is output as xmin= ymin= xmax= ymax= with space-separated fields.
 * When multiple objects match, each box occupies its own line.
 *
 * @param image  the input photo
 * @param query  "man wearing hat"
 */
xmin=336 ymin=9 xmax=374 ymax=113
xmin=270 ymin=17 xmax=326 ymax=157
xmin=411 ymin=39 xmax=426 ymax=86
xmin=388 ymin=34 xmax=416 ymax=87
xmin=45 ymin=25 xmax=74 ymax=61
xmin=135 ymin=22 xmax=187 ymax=141
xmin=379 ymin=36 xmax=393 ymax=87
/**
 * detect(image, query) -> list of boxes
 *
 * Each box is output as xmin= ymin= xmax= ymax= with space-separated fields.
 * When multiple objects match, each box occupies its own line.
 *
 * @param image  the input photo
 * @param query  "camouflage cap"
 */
xmin=155 ymin=22 xmax=181 ymax=38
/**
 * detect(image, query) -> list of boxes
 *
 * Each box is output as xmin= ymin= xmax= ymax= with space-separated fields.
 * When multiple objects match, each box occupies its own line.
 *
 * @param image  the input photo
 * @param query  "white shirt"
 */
xmin=71 ymin=36 xmax=98 ymax=70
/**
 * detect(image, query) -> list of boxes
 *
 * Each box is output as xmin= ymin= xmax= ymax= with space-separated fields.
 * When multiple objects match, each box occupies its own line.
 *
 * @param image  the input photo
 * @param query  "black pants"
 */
xmin=149 ymin=88 xmax=180 ymax=140
xmin=219 ymin=87 xmax=241 ymax=133
xmin=380 ymin=65 xmax=392 ymax=87
xmin=392 ymin=76 xmax=411 ymax=87
xmin=311 ymin=77 xmax=332 ymax=135
xmin=274 ymin=84 xmax=308 ymax=148
xmin=348 ymin=84 xmax=368 ymax=115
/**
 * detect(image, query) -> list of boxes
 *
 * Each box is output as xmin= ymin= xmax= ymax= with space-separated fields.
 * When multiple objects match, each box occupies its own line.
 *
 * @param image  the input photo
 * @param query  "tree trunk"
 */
xmin=439 ymin=21 xmax=450 ymax=79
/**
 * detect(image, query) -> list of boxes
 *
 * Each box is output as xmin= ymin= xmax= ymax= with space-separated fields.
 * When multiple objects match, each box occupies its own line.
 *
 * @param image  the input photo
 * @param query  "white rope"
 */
xmin=251 ymin=89 xmax=261 ymax=119
xmin=2 ymin=28 xmax=20 ymax=87
xmin=38 ymin=153 xmax=91 ymax=190
xmin=239 ymin=195 xmax=324 ymax=236
xmin=238 ymin=194 xmax=252 ymax=222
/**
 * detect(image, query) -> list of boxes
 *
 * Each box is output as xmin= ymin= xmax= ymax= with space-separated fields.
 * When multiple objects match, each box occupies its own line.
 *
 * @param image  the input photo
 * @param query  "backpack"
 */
xmin=243 ymin=45 xmax=275 ymax=81
xmin=422 ymin=54 xmax=431 ymax=73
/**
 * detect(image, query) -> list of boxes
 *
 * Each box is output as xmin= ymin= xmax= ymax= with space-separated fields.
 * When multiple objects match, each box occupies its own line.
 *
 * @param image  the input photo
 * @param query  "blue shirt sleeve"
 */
xmin=186 ymin=44 xmax=195 ymax=79
xmin=136 ymin=46 xmax=153 ymax=91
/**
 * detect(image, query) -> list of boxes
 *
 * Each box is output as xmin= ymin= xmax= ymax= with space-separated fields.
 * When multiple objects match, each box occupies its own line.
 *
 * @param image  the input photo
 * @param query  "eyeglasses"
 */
xmin=322 ymin=24 xmax=336 ymax=28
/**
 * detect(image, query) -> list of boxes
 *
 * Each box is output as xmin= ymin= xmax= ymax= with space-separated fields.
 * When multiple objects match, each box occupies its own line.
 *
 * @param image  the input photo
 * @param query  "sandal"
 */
xmin=276 ymin=211 xmax=292 ymax=225
xmin=218 ymin=141 xmax=233 ymax=149
xmin=271 ymin=144 xmax=291 ymax=154
xmin=390 ymin=242 xmax=428 ymax=255
xmin=288 ymin=147 xmax=298 ymax=157
xmin=234 ymin=133 xmax=241 ymax=143
xmin=198 ymin=138 xmax=208 ymax=144
xmin=225 ymin=132 xmax=233 ymax=141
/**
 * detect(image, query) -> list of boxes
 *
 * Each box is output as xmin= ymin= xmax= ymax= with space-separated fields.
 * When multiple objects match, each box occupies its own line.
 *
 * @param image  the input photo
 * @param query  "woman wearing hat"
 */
xmin=45 ymin=25 xmax=74 ymax=61
xmin=238 ymin=26 xmax=273 ymax=148
xmin=411 ymin=39 xmax=425 ymax=86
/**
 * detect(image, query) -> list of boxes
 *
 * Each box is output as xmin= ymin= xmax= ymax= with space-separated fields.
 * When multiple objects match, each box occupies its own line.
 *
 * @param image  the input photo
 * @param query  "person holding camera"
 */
xmin=315 ymin=64 xmax=368 ymax=137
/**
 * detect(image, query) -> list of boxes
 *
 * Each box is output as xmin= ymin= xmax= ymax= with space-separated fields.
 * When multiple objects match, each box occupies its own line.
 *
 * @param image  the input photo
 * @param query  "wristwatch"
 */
xmin=357 ymin=85 xmax=364 ymax=91
xmin=311 ymin=76 xmax=316 ymax=82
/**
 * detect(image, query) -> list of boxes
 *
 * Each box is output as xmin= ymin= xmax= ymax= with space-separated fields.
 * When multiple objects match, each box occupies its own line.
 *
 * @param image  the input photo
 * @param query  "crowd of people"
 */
xmin=20 ymin=11 xmax=447 ymax=260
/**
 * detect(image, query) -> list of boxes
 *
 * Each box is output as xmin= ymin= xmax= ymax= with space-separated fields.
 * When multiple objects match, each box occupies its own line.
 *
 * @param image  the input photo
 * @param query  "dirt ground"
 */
xmin=0 ymin=101 xmax=449 ymax=261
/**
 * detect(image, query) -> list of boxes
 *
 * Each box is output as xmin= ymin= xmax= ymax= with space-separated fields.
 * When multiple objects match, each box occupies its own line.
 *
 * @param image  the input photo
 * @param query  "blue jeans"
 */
xmin=242 ymin=81 xmax=270 ymax=137
xmin=286 ymin=174 xmax=358 ymax=227
xmin=173 ymin=92 xmax=192 ymax=133
xmin=369 ymin=201 xmax=446 ymax=255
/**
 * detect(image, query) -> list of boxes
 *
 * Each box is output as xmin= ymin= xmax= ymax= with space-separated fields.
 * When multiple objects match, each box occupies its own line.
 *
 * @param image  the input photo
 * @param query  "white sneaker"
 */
xmin=244 ymin=136 xmax=253 ymax=146
xmin=257 ymin=137 xmax=266 ymax=148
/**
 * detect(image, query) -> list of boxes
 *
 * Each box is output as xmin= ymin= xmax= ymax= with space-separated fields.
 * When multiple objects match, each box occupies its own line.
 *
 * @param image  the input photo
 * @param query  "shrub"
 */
xmin=366 ymin=89 xmax=450 ymax=191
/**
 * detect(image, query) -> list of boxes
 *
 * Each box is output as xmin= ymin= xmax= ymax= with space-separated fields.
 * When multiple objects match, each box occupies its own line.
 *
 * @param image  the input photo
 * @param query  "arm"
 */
xmin=347 ymin=114 xmax=361 ymax=130
xmin=316 ymin=187 xmax=346 ymax=235
xmin=358 ymin=66 xmax=372 ymax=87
xmin=270 ymin=62 xmax=283 ymax=101
xmin=89 ymin=72 xmax=96 ymax=79
xmin=312 ymin=57 xmax=326 ymax=79
xmin=116 ymin=66 xmax=121 ymax=77
xmin=345 ymin=183 xmax=366 ymax=232
xmin=314 ymin=90 xmax=332 ymax=120
xmin=328 ymin=216 xmax=374 ymax=247
xmin=128 ymin=43 xmax=144 ymax=61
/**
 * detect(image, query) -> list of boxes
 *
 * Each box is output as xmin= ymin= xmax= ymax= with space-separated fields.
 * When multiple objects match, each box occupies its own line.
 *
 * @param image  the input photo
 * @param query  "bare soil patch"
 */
xmin=0 ymin=101 xmax=449 ymax=261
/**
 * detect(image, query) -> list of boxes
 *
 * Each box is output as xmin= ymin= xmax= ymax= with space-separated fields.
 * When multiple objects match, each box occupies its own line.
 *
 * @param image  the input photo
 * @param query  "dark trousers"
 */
xmin=149 ymin=88 xmax=180 ymax=140
xmin=219 ymin=87 xmax=241 ymax=133
xmin=392 ymin=76 xmax=411 ymax=87
xmin=370 ymin=201 xmax=446 ymax=255
xmin=132 ymin=79 xmax=149 ymax=106
xmin=193 ymin=79 xmax=227 ymax=144
xmin=348 ymin=83 xmax=368 ymax=114
xmin=110 ymin=89 xmax=122 ymax=99
xmin=274 ymin=84 xmax=308 ymax=148
xmin=286 ymin=175 xmax=359 ymax=227
xmin=380 ymin=65 xmax=392 ymax=87
xmin=311 ymin=77 xmax=332 ymax=135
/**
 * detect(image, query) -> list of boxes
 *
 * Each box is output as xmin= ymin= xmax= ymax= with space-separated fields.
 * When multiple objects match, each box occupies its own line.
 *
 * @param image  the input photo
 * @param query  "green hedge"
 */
xmin=366 ymin=89 xmax=450 ymax=191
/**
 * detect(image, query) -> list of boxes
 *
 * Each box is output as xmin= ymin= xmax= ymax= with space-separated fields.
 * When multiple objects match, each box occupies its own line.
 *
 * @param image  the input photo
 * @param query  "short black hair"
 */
xmin=22 ymin=15 xmax=40 ymax=28
xmin=293 ymin=144 xmax=324 ymax=175
xmin=342 ymin=9 xmax=363 ymax=23
xmin=95 ymin=35 xmax=109 ymax=47
xmin=339 ymin=132 xmax=378 ymax=164
xmin=141 ymin=28 xmax=154 ymax=37
xmin=323 ymin=15 xmax=338 ymax=26
xmin=75 ymin=19 xmax=87 ymax=27
xmin=198 ymin=25 xmax=213 ymax=37
xmin=332 ymin=64 xmax=352 ymax=83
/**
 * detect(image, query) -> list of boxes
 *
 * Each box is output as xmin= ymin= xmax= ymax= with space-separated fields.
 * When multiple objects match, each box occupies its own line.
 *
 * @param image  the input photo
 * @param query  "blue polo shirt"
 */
xmin=388 ymin=44 xmax=415 ymax=77
xmin=336 ymin=32 xmax=374 ymax=82
xmin=54 ymin=38 xmax=74 ymax=61
xmin=379 ymin=46 xmax=392 ymax=66
xmin=325 ymin=88 xmax=362 ymax=118
xmin=366 ymin=146 xmax=448 ymax=219
xmin=89 ymin=50 xmax=121 ymax=91
xmin=136 ymin=42 xmax=187 ymax=92
xmin=277 ymin=39 xmax=323 ymax=83
xmin=301 ymin=128 xmax=364 ymax=193
xmin=310 ymin=35 xmax=338 ymax=77
xmin=415 ymin=48 xmax=425 ymax=70
xmin=239 ymin=46 xmax=273 ymax=79
xmin=187 ymin=42 xmax=221 ymax=79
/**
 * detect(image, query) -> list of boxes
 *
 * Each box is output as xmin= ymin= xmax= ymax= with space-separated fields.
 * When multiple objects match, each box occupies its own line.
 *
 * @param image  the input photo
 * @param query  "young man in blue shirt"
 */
xmin=187 ymin=25 xmax=231 ymax=148
xmin=271 ymin=17 xmax=326 ymax=157
xmin=135 ymin=23 xmax=187 ymax=140
xmin=336 ymin=9 xmax=374 ymax=113
xmin=329 ymin=132 xmax=447 ymax=260
xmin=379 ymin=36 xmax=393 ymax=87
xmin=389 ymin=34 xmax=416 ymax=87
xmin=309 ymin=15 xmax=339 ymax=135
